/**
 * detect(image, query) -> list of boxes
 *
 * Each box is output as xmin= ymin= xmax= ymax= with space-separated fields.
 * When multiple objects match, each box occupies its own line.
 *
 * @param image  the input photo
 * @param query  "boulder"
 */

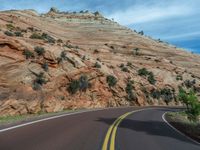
xmin=0 ymin=99 xmax=28 ymax=116
xmin=27 ymin=100 xmax=41 ymax=114
xmin=43 ymin=96 xmax=64 ymax=113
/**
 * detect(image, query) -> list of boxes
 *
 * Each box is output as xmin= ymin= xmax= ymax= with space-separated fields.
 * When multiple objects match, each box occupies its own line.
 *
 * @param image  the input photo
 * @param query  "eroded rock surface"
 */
xmin=0 ymin=9 xmax=200 ymax=116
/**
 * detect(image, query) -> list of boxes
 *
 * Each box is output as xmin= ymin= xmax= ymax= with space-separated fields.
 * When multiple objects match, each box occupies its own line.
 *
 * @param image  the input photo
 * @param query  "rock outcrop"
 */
xmin=0 ymin=9 xmax=199 ymax=116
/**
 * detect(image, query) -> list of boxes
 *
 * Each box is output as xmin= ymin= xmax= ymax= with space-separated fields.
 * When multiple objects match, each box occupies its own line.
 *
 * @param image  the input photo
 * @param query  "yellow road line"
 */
xmin=102 ymin=114 xmax=126 ymax=150
xmin=109 ymin=112 xmax=132 ymax=150
xmin=102 ymin=109 xmax=145 ymax=150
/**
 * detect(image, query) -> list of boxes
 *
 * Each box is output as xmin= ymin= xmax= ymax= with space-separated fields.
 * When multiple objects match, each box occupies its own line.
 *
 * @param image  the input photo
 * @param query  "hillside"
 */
xmin=0 ymin=8 xmax=200 ymax=116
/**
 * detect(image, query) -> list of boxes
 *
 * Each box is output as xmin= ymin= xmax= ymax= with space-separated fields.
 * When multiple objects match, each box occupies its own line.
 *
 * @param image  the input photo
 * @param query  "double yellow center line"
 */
xmin=102 ymin=111 xmax=135 ymax=150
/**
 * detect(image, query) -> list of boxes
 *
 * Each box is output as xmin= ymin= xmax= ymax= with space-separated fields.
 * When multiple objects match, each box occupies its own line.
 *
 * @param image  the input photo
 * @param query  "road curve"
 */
xmin=0 ymin=107 xmax=199 ymax=150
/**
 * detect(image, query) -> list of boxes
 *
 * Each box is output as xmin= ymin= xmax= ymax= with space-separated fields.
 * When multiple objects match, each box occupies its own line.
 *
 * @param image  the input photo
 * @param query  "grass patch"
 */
xmin=0 ymin=109 xmax=75 ymax=125
xmin=166 ymin=111 xmax=200 ymax=142
xmin=0 ymin=114 xmax=31 ymax=124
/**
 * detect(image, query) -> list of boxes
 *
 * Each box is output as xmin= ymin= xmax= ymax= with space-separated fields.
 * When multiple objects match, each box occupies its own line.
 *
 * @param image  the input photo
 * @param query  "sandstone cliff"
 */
xmin=0 ymin=9 xmax=199 ymax=116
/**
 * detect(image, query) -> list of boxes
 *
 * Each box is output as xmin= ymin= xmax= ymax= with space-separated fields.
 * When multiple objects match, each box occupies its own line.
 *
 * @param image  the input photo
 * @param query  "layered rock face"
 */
xmin=0 ymin=9 xmax=199 ymax=116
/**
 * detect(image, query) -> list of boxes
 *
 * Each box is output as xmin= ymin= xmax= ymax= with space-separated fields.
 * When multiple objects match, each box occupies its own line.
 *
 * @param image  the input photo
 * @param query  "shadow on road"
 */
xmin=96 ymin=108 xmax=197 ymax=145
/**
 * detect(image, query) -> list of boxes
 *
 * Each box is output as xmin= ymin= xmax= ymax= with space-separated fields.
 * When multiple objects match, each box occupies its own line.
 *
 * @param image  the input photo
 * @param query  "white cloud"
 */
xmin=108 ymin=1 xmax=198 ymax=25
xmin=164 ymin=32 xmax=200 ymax=40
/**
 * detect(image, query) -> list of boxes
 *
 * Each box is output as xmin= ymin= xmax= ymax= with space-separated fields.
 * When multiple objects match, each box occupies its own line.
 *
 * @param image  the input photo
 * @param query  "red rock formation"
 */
xmin=0 ymin=9 xmax=199 ymax=116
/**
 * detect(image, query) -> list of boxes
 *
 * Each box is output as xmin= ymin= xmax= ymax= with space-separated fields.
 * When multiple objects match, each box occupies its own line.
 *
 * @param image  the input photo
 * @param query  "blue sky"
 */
xmin=0 ymin=0 xmax=200 ymax=53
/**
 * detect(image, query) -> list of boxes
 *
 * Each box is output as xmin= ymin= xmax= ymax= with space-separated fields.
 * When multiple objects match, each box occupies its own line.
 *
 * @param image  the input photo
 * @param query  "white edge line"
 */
xmin=0 ymin=107 xmax=180 ymax=134
xmin=162 ymin=112 xmax=200 ymax=145
xmin=0 ymin=106 xmax=151 ymax=133
xmin=0 ymin=108 xmax=105 ymax=133
xmin=0 ymin=106 xmax=138 ymax=133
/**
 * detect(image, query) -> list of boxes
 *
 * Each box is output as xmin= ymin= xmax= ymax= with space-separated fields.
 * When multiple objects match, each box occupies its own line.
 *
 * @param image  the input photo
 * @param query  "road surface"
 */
xmin=0 ymin=107 xmax=199 ymax=150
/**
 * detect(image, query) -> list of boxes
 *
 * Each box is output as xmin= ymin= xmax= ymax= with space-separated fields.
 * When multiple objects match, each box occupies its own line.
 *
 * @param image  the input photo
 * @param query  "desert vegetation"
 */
xmin=42 ymin=62 xmax=49 ymax=72
xmin=23 ymin=49 xmax=34 ymax=59
xmin=67 ymin=75 xmax=91 ymax=94
xmin=125 ymin=81 xmax=137 ymax=101
xmin=94 ymin=62 xmax=101 ymax=68
xmin=30 ymin=33 xmax=43 ymax=39
xmin=178 ymin=88 xmax=200 ymax=121
xmin=138 ymin=68 xmax=156 ymax=85
xmin=4 ymin=31 xmax=13 ymax=36
xmin=30 ymin=32 xmax=55 ymax=43
xmin=106 ymin=75 xmax=117 ymax=87
xmin=34 ymin=46 xmax=45 ymax=56
xmin=33 ymin=72 xmax=47 ymax=90
xmin=133 ymin=48 xmax=140 ymax=55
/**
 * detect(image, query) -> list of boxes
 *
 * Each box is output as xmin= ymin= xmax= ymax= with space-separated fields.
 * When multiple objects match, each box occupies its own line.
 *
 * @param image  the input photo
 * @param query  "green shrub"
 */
xmin=106 ymin=75 xmax=117 ymax=87
xmin=138 ymin=68 xmax=156 ymax=85
xmin=176 ymin=75 xmax=183 ymax=81
xmin=57 ymin=57 xmax=62 ymax=64
xmin=42 ymin=62 xmax=49 ymax=72
xmin=186 ymin=91 xmax=200 ymax=120
xmin=94 ymin=11 xmax=100 ymax=16
xmin=94 ymin=49 xmax=99 ymax=53
xmin=178 ymin=88 xmax=189 ymax=108
xmin=33 ymin=72 xmax=47 ymax=90
xmin=79 ymin=75 xmax=90 ymax=92
xmin=4 ymin=31 xmax=14 ymax=36
xmin=82 ymin=55 xmax=86 ymax=61
xmin=35 ymin=72 xmax=47 ymax=85
xmin=138 ymin=31 xmax=144 ymax=35
xmin=110 ymin=46 xmax=114 ymax=49
xmin=74 ymin=45 xmax=79 ymax=49
xmin=57 ymin=51 xmax=67 ymax=64
xmin=184 ymin=79 xmax=196 ymax=88
xmin=96 ymin=58 xmax=101 ymax=62
xmin=133 ymin=48 xmax=139 ymax=55
xmin=138 ymin=68 xmax=149 ymax=76
xmin=127 ymin=62 xmax=132 ymax=67
xmin=121 ymin=67 xmax=129 ymax=72
xmin=161 ymin=88 xmax=173 ymax=104
xmin=30 ymin=32 xmax=55 ymax=43
xmin=42 ymin=33 xmax=55 ymax=43
xmin=120 ymin=63 xmax=124 ymax=68
xmin=60 ymin=51 xmax=67 ymax=60
xmin=23 ymin=49 xmax=34 ymax=59
xmin=141 ymin=86 xmax=149 ymax=99
xmin=32 ymin=82 xmax=41 ymax=90
xmin=151 ymin=89 xmax=161 ymax=99
xmin=64 ymin=44 xmax=74 ymax=49
xmin=125 ymin=82 xmax=137 ymax=101
xmin=6 ymin=24 xmax=15 ymax=30
xmin=14 ymin=31 xmax=23 ymax=37
xmin=27 ymin=27 xmax=35 ymax=32
xmin=34 ymin=46 xmax=45 ymax=56
xmin=30 ymin=33 xmax=43 ymax=39
xmin=178 ymin=88 xmax=200 ymax=121
xmin=57 ymin=39 xmax=63 ymax=43
xmin=68 ymin=80 xmax=80 ymax=94
xmin=67 ymin=75 xmax=90 ymax=94
xmin=148 ymin=72 xmax=156 ymax=85
xmin=94 ymin=62 xmax=101 ymax=68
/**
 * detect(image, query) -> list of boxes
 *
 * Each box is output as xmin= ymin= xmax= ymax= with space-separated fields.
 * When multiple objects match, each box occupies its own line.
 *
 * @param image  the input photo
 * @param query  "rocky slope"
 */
xmin=0 ymin=9 xmax=200 ymax=116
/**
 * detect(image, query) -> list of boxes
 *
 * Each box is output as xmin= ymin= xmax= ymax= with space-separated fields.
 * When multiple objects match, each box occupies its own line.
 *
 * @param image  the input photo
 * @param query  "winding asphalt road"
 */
xmin=0 ymin=107 xmax=199 ymax=150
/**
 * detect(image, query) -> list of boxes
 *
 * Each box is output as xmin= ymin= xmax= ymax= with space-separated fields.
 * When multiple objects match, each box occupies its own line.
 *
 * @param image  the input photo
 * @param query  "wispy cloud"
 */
xmin=108 ymin=1 xmax=198 ymax=25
